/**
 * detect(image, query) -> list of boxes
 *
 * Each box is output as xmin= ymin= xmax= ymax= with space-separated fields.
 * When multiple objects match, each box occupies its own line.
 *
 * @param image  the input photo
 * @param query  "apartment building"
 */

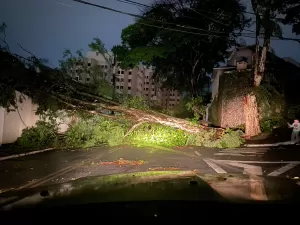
xmin=70 ymin=51 xmax=181 ymax=109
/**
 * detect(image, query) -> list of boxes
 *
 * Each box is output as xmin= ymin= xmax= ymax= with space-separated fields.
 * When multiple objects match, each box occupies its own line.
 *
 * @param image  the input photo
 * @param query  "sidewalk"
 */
xmin=244 ymin=127 xmax=295 ymax=147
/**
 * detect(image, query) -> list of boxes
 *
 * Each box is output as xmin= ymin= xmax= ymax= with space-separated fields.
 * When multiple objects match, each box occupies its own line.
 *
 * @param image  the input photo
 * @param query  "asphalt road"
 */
xmin=0 ymin=145 xmax=300 ymax=192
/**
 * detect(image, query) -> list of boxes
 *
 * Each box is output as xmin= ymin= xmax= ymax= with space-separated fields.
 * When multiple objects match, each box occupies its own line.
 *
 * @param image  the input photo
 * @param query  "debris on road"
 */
xmin=149 ymin=167 xmax=180 ymax=171
xmin=100 ymin=158 xmax=146 ymax=166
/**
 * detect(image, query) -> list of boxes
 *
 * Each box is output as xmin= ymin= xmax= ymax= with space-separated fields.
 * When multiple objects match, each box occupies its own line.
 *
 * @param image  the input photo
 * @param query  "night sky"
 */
xmin=1 ymin=0 xmax=299 ymax=67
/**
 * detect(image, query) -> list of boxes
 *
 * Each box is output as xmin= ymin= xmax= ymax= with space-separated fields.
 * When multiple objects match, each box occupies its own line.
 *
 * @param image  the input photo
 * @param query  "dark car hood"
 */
xmin=1 ymin=171 xmax=300 ymax=210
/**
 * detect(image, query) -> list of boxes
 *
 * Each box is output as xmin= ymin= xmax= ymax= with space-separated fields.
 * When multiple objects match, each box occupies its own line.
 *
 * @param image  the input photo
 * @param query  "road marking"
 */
xmin=216 ymin=160 xmax=300 ymax=164
xmin=215 ymin=153 xmax=246 ymax=156
xmin=225 ymin=161 xmax=262 ymax=175
xmin=17 ymin=149 xmax=118 ymax=190
xmin=267 ymin=163 xmax=300 ymax=176
xmin=194 ymin=151 xmax=201 ymax=156
xmin=203 ymin=159 xmax=227 ymax=174
xmin=207 ymin=159 xmax=300 ymax=177
xmin=221 ymin=149 xmax=267 ymax=153
xmin=17 ymin=164 xmax=78 ymax=190
xmin=249 ymin=176 xmax=267 ymax=200
xmin=214 ymin=148 xmax=267 ymax=157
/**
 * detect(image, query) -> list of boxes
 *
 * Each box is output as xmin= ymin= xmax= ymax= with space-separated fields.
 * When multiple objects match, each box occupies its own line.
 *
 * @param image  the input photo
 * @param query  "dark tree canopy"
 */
xmin=281 ymin=0 xmax=300 ymax=35
xmin=112 ymin=0 xmax=249 ymax=97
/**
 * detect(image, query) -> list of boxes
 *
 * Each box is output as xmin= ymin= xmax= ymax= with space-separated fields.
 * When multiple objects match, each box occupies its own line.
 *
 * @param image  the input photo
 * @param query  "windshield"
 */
xmin=1 ymin=0 xmax=300 ymax=204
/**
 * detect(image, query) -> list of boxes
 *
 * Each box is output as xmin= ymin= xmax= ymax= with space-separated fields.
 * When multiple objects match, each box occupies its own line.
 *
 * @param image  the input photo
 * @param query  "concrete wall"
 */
xmin=211 ymin=69 xmax=224 ymax=100
xmin=0 ymin=92 xmax=71 ymax=145
xmin=0 ymin=92 xmax=39 ymax=144
xmin=228 ymin=48 xmax=253 ymax=67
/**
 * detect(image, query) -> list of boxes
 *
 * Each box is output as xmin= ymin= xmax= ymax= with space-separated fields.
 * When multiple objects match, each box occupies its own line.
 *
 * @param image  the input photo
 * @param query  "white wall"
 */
xmin=1 ymin=92 xmax=39 ymax=144
xmin=0 ymin=92 xmax=71 ymax=145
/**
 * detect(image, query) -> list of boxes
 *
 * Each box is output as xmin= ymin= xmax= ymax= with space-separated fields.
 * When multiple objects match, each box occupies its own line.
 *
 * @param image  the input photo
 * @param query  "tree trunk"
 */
xmin=55 ymin=93 xmax=212 ymax=134
xmin=244 ymin=93 xmax=261 ymax=137
xmin=258 ymin=37 xmax=270 ymax=75
xmin=253 ymin=35 xmax=261 ymax=86
xmin=253 ymin=14 xmax=261 ymax=87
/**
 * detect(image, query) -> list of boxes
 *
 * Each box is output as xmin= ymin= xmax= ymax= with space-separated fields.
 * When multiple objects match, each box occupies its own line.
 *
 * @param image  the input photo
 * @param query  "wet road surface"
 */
xmin=0 ymin=145 xmax=300 ymax=192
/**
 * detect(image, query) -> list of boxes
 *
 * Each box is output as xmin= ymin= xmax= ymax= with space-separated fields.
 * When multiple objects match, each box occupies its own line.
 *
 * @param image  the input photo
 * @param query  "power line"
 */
xmin=117 ymin=0 xmax=256 ymax=16
xmin=116 ymin=0 xmax=147 ymax=8
xmin=189 ymin=8 xmax=255 ymax=34
xmin=71 ymin=0 xmax=300 ymax=42
xmin=72 ymin=0 xmax=245 ymax=36
xmin=116 ymin=0 xmax=150 ymax=8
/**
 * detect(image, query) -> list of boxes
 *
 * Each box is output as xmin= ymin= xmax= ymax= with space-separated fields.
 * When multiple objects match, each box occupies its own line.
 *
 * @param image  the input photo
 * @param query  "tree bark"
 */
xmin=244 ymin=93 xmax=261 ymax=137
xmin=55 ymin=92 xmax=211 ymax=134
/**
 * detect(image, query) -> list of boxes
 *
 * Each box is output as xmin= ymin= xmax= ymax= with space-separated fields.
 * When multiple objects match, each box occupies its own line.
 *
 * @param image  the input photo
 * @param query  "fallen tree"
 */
xmin=0 ymin=51 xmax=212 ymax=135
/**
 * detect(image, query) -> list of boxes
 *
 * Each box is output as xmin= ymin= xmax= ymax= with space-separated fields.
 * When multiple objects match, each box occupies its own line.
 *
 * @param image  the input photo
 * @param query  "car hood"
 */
xmin=1 ymin=171 xmax=300 ymax=210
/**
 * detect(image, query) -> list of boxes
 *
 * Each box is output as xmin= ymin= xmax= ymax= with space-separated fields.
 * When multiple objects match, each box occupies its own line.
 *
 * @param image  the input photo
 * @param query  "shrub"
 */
xmin=17 ymin=121 xmax=58 ymax=149
xmin=193 ymin=129 xmax=217 ymax=146
xmin=186 ymin=97 xmax=206 ymax=120
xmin=204 ymin=129 xmax=244 ymax=148
xmin=260 ymin=118 xmax=285 ymax=133
xmin=65 ymin=116 xmax=129 ymax=148
xmin=187 ymin=128 xmax=244 ymax=148
xmin=121 ymin=95 xmax=150 ymax=111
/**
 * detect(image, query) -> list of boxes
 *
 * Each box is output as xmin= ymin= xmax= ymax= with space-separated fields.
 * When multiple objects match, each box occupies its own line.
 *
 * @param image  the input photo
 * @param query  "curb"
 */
xmin=0 ymin=148 xmax=55 ymax=161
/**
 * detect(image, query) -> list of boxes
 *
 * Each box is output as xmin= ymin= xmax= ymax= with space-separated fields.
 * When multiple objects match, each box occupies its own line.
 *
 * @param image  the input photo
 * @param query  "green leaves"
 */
xmin=17 ymin=121 xmax=58 ymax=149
xmin=280 ymin=0 xmax=300 ymax=35
xmin=121 ymin=95 xmax=150 ymax=111
xmin=88 ymin=37 xmax=107 ymax=55
xmin=116 ymin=0 xmax=248 ymax=95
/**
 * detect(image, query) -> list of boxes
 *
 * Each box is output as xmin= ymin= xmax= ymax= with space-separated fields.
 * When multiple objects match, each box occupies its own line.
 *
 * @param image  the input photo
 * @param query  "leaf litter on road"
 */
xmin=100 ymin=158 xmax=147 ymax=167
xmin=149 ymin=167 xmax=180 ymax=171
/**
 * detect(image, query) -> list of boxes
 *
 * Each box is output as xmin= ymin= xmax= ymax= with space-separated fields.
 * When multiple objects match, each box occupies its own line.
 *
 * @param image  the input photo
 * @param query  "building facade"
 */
xmin=69 ymin=51 xmax=181 ymax=109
